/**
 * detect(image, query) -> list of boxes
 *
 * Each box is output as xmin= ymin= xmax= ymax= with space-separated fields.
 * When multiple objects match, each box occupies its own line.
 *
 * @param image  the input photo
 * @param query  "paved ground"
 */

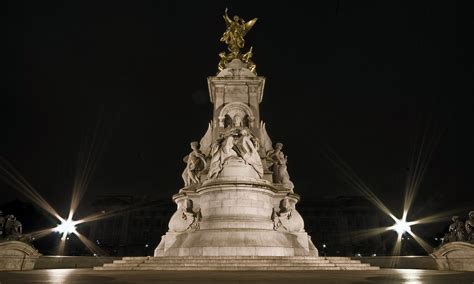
xmin=0 ymin=269 xmax=473 ymax=284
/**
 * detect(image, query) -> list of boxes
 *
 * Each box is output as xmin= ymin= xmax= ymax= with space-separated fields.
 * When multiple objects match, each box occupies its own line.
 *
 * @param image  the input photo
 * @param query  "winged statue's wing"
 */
xmin=243 ymin=18 xmax=258 ymax=36
xmin=199 ymin=122 xmax=213 ymax=156
xmin=260 ymin=121 xmax=273 ymax=153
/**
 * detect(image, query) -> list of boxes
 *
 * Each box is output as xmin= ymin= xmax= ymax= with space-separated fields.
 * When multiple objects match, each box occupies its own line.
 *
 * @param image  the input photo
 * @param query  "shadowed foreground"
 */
xmin=1 ymin=268 xmax=474 ymax=284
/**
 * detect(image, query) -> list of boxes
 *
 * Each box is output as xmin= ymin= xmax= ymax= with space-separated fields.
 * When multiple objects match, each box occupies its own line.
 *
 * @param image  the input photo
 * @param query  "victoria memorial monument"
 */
xmin=95 ymin=9 xmax=378 ymax=270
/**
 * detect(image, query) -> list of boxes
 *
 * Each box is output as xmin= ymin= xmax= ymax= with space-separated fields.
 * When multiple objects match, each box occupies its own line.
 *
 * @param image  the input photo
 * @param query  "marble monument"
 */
xmin=0 ymin=212 xmax=41 ymax=271
xmin=431 ymin=211 xmax=474 ymax=271
xmin=153 ymin=10 xmax=313 ymax=257
xmin=95 ymin=9 xmax=378 ymax=270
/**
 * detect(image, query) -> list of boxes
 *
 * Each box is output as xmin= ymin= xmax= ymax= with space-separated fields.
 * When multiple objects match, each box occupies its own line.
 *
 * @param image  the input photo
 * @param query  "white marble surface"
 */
xmin=431 ymin=242 xmax=474 ymax=271
xmin=0 ymin=241 xmax=41 ymax=271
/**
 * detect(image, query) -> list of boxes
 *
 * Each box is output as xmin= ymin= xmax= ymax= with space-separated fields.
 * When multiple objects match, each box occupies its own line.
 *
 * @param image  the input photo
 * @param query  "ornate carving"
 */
xmin=208 ymin=117 xmax=263 ymax=179
xmin=218 ymin=102 xmax=255 ymax=128
xmin=181 ymin=141 xmax=207 ymax=187
xmin=0 ymin=212 xmax=29 ymax=242
xmin=267 ymin=143 xmax=294 ymax=190
xmin=199 ymin=122 xmax=213 ymax=157
xmin=442 ymin=216 xmax=468 ymax=244
xmin=260 ymin=121 xmax=273 ymax=154
xmin=466 ymin=211 xmax=474 ymax=242
xmin=271 ymin=197 xmax=304 ymax=232
xmin=168 ymin=197 xmax=201 ymax=233
xmin=218 ymin=8 xmax=258 ymax=73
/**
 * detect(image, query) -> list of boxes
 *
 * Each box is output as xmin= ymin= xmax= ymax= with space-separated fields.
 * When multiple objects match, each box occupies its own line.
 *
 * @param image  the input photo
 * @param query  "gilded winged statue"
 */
xmin=218 ymin=8 xmax=258 ymax=73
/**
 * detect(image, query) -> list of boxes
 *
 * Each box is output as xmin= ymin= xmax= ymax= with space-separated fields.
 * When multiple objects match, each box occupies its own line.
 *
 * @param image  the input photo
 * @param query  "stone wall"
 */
xmin=354 ymin=256 xmax=437 ymax=270
xmin=34 ymin=256 xmax=120 ymax=269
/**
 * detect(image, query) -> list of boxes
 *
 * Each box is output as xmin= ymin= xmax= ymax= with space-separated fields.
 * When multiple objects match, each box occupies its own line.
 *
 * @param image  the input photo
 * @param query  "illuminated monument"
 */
xmin=153 ymin=8 xmax=315 ymax=257
xmin=96 ymin=9 xmax=378 ymax=270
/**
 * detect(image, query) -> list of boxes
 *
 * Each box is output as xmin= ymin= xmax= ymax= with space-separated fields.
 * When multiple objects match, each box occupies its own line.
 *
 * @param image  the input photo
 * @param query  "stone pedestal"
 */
xmin=431 ymin=242 xmax=474 ymax=272
xmin=155 ymin=177 xmax=317 ymax=257
xmin=0 ymin=241 xmax=41 ymax=271
xmin=153 ymin=59 xmax=319 ymax=258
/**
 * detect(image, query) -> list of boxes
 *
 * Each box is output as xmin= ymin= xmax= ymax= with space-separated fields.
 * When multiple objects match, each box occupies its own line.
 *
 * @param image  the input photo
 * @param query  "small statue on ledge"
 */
xmin=267 ymin=143 xmax=294 ymax=191
xmin=441 ymin=215 xmax=469 ymax=245
xmin=0 ymin=213 xmax=30 ymax=242
xmin=181 ymin=141 xmax=207 ymax=187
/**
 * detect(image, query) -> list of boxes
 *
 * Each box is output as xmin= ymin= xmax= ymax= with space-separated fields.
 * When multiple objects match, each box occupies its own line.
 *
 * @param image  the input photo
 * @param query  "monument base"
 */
xmin=431 ymin=242 xmax=474 ymax=272
xmin=0 ymin=241 xmax=41 ymax=271
xmin=154 ymin=230 xmax=317 ymax=257
xmin=153 ymin=177 xmax=318 ymax=257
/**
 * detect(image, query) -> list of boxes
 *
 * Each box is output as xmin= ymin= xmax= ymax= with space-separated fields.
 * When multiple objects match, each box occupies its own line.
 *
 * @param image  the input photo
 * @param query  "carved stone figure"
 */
xmin=181 ymin=141 xmax=207 ymax=187
xmin=168 ymin=198 xmax=201 ymax=233
xmin=3 ymin=215 xmax=22 ymax=240
xmin=271 ymin=197 xmax=304 ymax=233
xmin=272 ymin=198 xmax=293 ymax=231
xmin=208 ymin=116 xmax=263 ymax=179
xmin=466 ymin=211 xmax=474 ymax=242
xmin=454 ymin=216 xmax=467 ymax=242
xmin=443 ymin=216 xmax=467 ymax=244
xmin=267 ymin=143 xmax=294 ymax=190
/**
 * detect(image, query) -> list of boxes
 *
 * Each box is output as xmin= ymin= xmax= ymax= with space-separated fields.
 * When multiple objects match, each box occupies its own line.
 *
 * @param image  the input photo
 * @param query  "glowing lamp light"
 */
xmin=390 ymin=218 xmax=412 ymax=236
xmin=54 ymin=218 xmax=78 ymax=240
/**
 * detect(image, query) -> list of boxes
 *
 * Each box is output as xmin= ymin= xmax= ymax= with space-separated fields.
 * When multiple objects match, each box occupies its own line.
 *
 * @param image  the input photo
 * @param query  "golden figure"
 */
xmin=242 ymin=46 xmax=256 ymax=73
xmin=218 ymin=8 xmax=258 ymax=74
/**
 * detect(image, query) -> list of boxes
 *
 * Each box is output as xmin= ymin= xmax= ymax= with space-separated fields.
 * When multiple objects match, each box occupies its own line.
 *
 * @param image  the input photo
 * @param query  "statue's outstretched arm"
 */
xmin=223 ymin=8 xmax=232 ymax=26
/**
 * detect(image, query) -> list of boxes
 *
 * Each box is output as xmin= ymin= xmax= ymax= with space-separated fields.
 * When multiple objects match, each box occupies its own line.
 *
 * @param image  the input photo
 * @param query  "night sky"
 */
xmin=3 ymin=1 xmax=474 ymax=224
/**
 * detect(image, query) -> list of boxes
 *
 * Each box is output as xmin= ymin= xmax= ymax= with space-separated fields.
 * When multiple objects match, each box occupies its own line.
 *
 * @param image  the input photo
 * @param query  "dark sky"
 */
xmin=3 ymin=1 xmax=474 ymax=221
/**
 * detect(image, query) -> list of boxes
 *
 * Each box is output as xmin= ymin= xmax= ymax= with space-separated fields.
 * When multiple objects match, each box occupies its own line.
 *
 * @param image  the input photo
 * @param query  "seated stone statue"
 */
xmin=208 ymin=115 xmax=263 ymax=179
xmin=465 ymin=211 xmax=474 ymax=242
xmin=454 ymin=216 xmax=467 ymax=241
xmin=442 ymin=216 xmax=467 ymax=244
xmin=267 ymin=143 xmax=294 ymax=190
xmin=3 ymin=215 xmax=22 ymax=240
xmin=181 ymin=141 xmax=207 ymax=187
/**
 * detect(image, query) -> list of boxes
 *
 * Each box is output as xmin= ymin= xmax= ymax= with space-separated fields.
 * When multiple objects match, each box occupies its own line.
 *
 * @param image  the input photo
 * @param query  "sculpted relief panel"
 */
xmin=168 ymin=197 xmax=201 ymax=233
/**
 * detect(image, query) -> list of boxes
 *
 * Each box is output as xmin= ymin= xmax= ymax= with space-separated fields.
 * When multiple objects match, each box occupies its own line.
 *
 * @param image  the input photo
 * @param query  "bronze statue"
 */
xmin=218 ymin=8 xmax=258 ymax=73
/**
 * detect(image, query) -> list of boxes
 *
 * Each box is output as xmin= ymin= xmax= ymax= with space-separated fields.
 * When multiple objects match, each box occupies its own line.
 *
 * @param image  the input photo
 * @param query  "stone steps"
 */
xmin=95 ymin=266 xmax=344 ymax=271
xmin=95 ymin=256 xmax=379 ymax=271
xmin=135 ymin=259 xmax=335 ymax=263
